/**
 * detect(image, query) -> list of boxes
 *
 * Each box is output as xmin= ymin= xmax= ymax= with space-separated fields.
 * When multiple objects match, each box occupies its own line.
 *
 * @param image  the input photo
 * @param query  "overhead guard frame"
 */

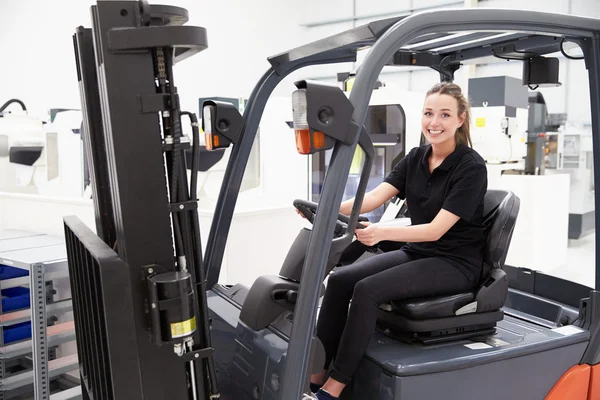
xmin=200 ymin=8 xmax=600 ymax=400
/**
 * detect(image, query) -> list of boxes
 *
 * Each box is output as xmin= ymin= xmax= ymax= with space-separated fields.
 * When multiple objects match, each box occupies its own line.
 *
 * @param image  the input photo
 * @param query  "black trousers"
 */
xmin=315 ymin=249 xmax=476 ymax=384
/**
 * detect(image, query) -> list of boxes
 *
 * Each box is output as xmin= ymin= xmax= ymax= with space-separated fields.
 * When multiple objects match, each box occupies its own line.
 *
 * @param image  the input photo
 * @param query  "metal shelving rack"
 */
xmin=0 ymin=230 xmax=80 ymax=400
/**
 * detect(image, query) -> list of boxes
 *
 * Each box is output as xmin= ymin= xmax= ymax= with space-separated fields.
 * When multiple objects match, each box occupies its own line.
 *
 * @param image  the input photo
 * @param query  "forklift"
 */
xmin=64 ymin=1 xmax=600 ymax=399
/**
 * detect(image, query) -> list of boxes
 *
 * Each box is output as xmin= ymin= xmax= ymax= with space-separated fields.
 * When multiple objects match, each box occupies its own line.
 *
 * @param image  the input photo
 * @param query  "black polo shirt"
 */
xmin=384 ymin=143 xmax=488 ymax=282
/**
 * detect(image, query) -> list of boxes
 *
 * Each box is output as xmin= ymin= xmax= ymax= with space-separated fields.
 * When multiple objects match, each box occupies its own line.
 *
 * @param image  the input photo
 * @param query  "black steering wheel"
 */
xmin=293 ymin=199 xmax=368 ymax=236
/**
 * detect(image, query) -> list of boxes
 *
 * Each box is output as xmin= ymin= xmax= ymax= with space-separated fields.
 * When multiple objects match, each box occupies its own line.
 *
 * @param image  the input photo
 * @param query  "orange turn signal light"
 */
xmin=295 ymin=129 xmax=326 ymax=155
xmin=204 ymin=132 xmax=221 ymax=150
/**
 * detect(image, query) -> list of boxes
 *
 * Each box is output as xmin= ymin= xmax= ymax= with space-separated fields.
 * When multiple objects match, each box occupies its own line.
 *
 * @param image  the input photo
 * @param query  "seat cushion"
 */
xmin=391 ymin=292 xmax=475 ymax=319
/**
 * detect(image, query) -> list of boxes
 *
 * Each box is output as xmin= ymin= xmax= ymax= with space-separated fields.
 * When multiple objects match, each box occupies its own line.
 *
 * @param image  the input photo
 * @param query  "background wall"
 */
xmin=0 ymin=0 xmax=310 ymax=120
xmin=1 ymin=0 xmax=596 ymax=124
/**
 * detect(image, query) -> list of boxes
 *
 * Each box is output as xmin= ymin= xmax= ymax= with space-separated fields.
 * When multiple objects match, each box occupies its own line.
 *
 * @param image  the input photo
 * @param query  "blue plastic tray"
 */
xmin=4 ymin=322 xmax=31 ymax=344
xmin=0 ymin=265 xmax=29 ymax=281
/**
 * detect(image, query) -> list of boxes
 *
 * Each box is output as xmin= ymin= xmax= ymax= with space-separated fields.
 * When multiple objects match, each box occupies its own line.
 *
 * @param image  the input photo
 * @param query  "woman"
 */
xmin=307 ymin=82 xmax=488 ymax=400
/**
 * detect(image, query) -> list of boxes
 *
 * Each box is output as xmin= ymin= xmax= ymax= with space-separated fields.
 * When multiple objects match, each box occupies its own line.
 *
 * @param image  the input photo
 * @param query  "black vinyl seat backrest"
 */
xmin=481 ymin=190 xmax=520 ymax=279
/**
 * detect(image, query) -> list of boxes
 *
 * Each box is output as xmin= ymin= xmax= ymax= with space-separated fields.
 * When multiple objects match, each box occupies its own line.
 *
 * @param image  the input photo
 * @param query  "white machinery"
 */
xmin=0 ymin=100 xmax=46 ymax=194
xmin=469 ymin=76 xmax=528 ymax=165
xmin=40 ymin=110 xmax=86 ymax=198
xmin=368 ymin=84 xmax=424 ymax=152
xmin=0 ymin=100 xmax=85 ymax=198
xmin=545 ymin=122 xmax=595 ymax=239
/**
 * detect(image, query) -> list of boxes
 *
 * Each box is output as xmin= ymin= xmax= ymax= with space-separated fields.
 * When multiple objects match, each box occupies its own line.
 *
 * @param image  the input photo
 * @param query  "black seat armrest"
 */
xmin=475 ymin=268 xmax=509 ymax=312
xmin=239 ymin=275 xmax=300 ymax=330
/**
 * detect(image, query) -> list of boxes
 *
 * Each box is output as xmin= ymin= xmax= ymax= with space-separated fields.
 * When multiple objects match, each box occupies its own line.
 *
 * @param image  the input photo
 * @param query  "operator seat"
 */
xmin=377 ymin=189 xmax=520 ymax=343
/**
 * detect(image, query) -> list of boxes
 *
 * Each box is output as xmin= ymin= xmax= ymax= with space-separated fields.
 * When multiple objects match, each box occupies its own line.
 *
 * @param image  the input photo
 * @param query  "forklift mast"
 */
xmin=65 ymin=1 xmax=218 ymax=399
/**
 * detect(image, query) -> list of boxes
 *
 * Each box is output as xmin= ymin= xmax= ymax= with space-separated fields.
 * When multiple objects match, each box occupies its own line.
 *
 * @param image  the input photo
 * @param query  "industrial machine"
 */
xmin=63 ymin=3 xmax=600 ymax=400
xmin=39 ymin=110 xmax=87 ymax=198
xmin=526 ymin=91 xmax=551 ymax=174
xmin=560 ymin=123 xmax=595 ymax=239
xmin=0 ymin=99 xmax=46 ymax=193
xmin=543 ymin=113 xmax=596 ymax=239
xmin=0 ymin=100 xmax=86 ymax=197
xmin=469 ymin=76 xmax=529 ymax=165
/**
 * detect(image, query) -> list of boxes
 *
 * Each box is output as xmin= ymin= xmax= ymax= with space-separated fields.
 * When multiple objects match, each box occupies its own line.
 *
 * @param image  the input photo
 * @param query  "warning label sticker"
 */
xmin=171 ymin=316 xmax=197 ymax=339
xmin=464 ymin=342 xmax=492 ymax=350
xmin=552 ymin=325 xmax=585 ymax=336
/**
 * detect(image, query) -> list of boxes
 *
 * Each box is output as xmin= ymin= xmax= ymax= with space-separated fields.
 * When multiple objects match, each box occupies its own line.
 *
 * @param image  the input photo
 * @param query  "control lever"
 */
xmin=286 ymin=290 xmax=298 ymax=303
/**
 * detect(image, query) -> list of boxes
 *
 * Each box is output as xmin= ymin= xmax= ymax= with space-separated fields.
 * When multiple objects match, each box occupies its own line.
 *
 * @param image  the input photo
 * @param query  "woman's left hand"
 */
xmin=355 ymin=222 xmax=384 ymax=246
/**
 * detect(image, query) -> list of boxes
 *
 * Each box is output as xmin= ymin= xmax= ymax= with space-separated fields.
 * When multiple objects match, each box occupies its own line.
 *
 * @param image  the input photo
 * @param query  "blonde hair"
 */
xmin=425 ymin=82 xmax=472 ymax=147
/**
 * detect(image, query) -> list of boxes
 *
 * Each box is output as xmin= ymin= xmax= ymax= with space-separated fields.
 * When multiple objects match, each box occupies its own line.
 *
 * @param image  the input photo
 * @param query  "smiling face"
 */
xmin=421 ymin=93 xmax=466 ymax=146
